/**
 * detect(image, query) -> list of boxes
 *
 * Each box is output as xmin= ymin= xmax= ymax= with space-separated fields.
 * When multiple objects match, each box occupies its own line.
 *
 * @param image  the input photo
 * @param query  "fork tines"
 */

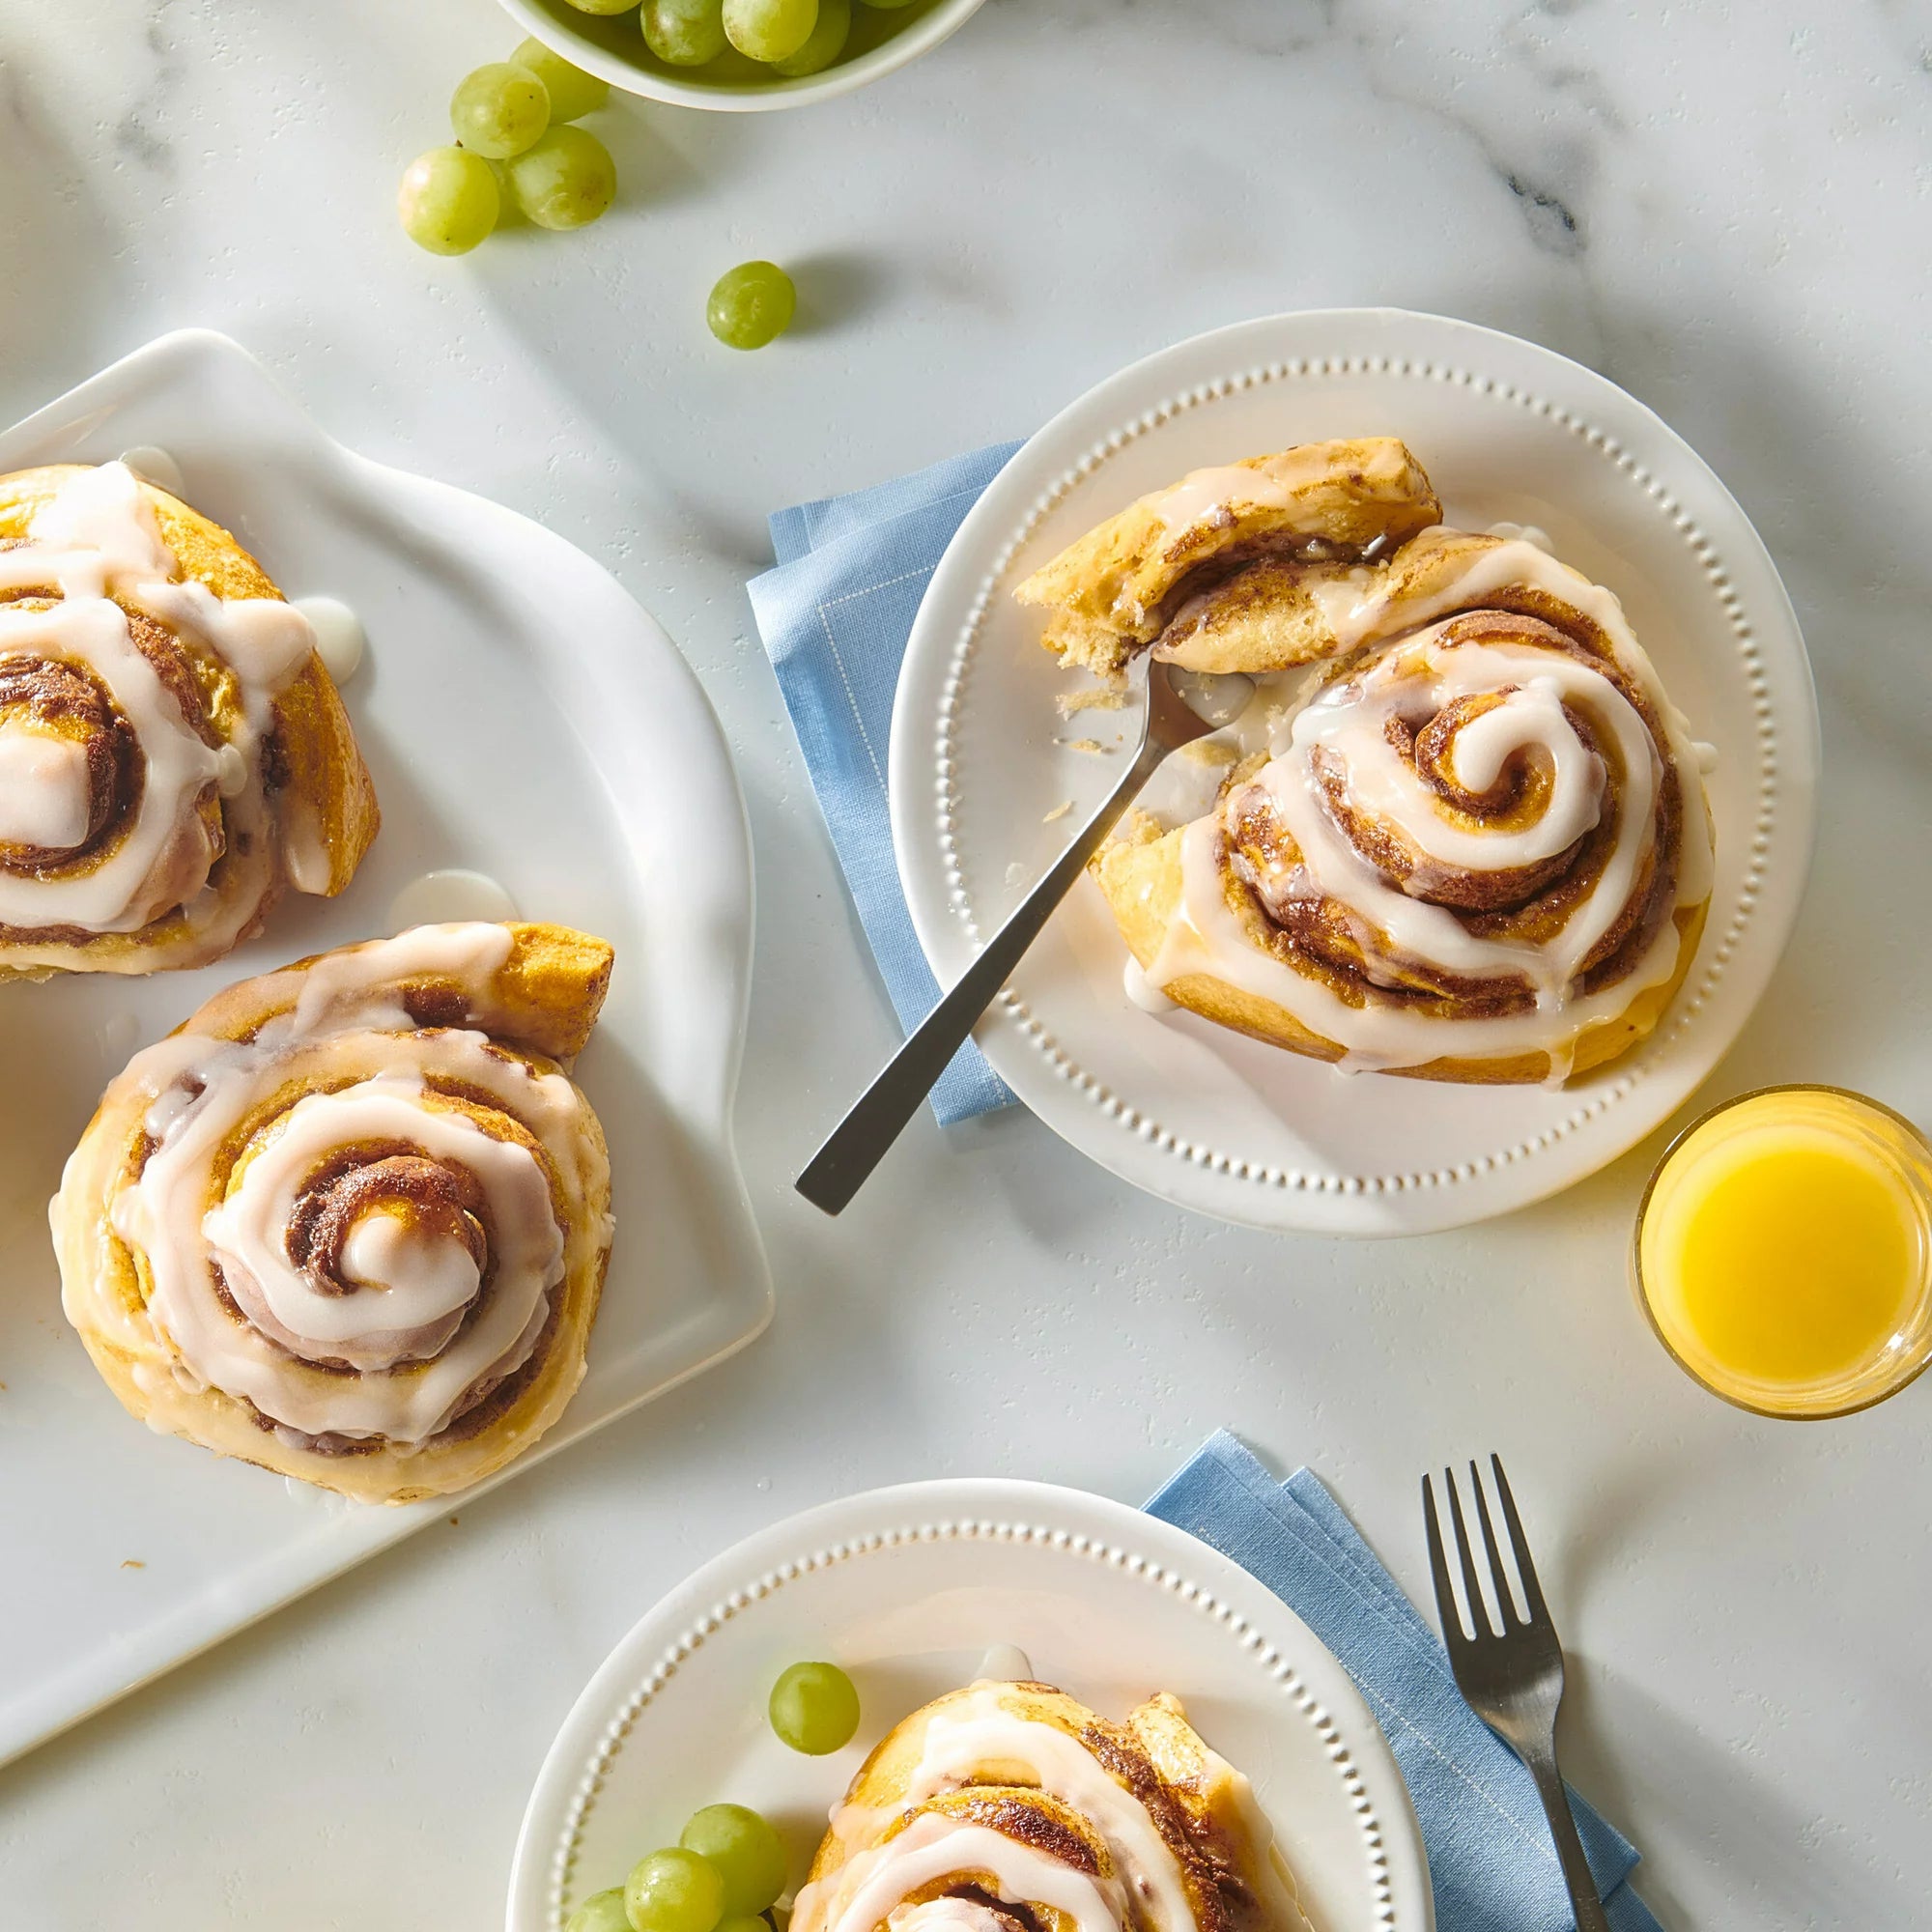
xmin=1423 ymin=1453 xmax=1550 ymax=1645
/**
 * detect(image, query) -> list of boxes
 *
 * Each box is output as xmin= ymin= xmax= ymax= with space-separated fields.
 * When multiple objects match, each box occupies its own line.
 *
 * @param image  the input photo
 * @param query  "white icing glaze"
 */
xmin=388 ymin=868 xmax=520 ymax=932
xmin=1150 ymin=446 xmax=1342 ymax=540
xmin=102 ymin=923 xmax=593 ymax=1447
xmin=890 ymin=1898 xmax=1011 ymax=1932
xmin=1164 ymin=668 xmax=1254 ymax=728
xmin=293 ymin=595 xmax=365 ymax=683
xmin=1248 ymin=635 xmax=1650 ymax=996
xmin=1145 ymin=533 xmax=1716 ymax=1079
xmin=1483 ymin=520 xmax=1554 ymax=552
xmin=1123 ymin=957 xmax=1178 ymax=1014
xmin=0 ymin=463 xmax=327 ymax=933
xmin=902 ymin=1690 xmax=1195 ymax=1932
xmin=0 ymin=724 xmax=92 ymax=848
xmin=800 ymin=1813 xmax=1122 ymax=1932
xmin=117 ymin=445 xmax=185 ymax=496
xmin=975 ymin=1644 xmax=1036 ymax=1682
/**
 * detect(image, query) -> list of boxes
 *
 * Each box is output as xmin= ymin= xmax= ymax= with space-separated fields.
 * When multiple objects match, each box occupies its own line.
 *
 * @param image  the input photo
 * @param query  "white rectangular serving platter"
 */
xmin=0 ymin=331 xmax=772 ymax=1767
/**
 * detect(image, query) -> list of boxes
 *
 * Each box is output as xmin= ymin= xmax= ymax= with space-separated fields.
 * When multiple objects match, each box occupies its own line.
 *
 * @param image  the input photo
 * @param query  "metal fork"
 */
xmin=1423 ymin=1456 xmax=1610 ymax=1932
xmin=795 ymin=655 xmax=1223 ymax=1215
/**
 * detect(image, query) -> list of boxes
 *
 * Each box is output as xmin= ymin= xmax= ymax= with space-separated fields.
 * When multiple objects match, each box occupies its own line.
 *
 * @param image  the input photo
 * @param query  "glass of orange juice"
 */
xmin=1633 ymin=1085 xmax=1932 ymax=1418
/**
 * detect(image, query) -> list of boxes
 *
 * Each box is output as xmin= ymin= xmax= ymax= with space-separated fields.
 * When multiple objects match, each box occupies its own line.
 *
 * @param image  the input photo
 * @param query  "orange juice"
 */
xmin=1634 ymin=1087 xmax=1932 ymax=1417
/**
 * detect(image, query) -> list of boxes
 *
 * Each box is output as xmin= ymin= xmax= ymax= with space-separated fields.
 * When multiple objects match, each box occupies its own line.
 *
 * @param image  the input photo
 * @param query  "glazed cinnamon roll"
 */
xmin=796 ymin=1680 xmax=1310 ymax=1932
xmin=1023 ymin=440 xmax=1715 ymax=1083
xmin=0 ymin=462 xmax=378 ymax=979
xmin=51 ymin=922 xmax=614 ymax=1503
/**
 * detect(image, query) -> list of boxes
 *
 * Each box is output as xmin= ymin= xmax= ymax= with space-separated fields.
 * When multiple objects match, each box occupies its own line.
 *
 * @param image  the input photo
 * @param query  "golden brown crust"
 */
xmin=1093 ymin=818 xmax=1708 ymax=1084
xmin=51 ymin=922 xmax=613 ymax=1504
xmin=1039 ymin=442 xmax=1713 ymax=1084
xmin=1014 ymin=440 xmax=1441 ymax=673
xmin=800 ymin=1680 xmax=1297 ymax=1932
xmin=0 ymin=463 xmax=379 ymax=980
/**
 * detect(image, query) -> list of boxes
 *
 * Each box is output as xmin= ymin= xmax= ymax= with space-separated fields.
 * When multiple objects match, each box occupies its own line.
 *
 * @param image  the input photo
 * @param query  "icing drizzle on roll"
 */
xmin=1147 ymin=536 xmax=1715 ymax=1081
xmin=0 ymin=463 xmax=326 ymax=939
xmin=105 ymin=923 xmax=604 ymax=1451
xmin=797 ymin=1684 xmax=1306 ymax=1932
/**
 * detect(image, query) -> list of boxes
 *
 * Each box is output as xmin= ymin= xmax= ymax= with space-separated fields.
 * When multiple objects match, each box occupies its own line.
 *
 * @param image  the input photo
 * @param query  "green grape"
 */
xmin=642 ymin=0 xmax=729 ymax=66
xmin=563 ymin=0 xmax=640 ymax=13
xmin=397 ymin=146 xmax=500 ymax=255
xmin=625 ymin=1849 xmax=726 ymax=1932
xmin=770 ymin=0 xmax=848 ymax=75
xmin=706 ymin=262 xmax=796 ymax=350
xmin=567 ymin=1889 xmax=636 ymax=1932
xmin=857 ymin=0 xmax=918 ymax=8
xmin=512 ymin=38 xmax=611 ymax=122
xmin=502 ymin=127 xmax=617 ymax=230
xmin=767 ymin=1660 xmax=859 ymax=1752
xmin=450 ymin=62 xmax=551 ymax=160
xmin=722 ymin=0 xmax=819 ymax=65
xmin=679 ymin=1806 xmax=787 ymax=1918
xmin=718 ymin=1918 xmax=774 ymax=1932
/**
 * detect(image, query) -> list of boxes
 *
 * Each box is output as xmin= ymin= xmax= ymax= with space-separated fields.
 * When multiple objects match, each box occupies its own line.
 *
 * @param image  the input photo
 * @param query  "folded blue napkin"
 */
xmin=1149 ymin=1433 xmax=1662 ymax=1932
xmin=747 ymin=444 xmax=1024 ymax=1125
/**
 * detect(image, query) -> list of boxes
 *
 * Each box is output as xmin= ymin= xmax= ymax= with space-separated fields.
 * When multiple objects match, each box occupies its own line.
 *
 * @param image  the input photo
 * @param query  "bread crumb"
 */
xmin=1055 ymin=687 xmax=1126 ymax=718
xmin=1042 ymin=801 xmax=1073 ymax=823
xmin=1056 ymin=737 xmax=1110 ymax=754
xmin=1181 ymin=740 xmax=1239 ymax=768
xmin=121 ymin=1558 xmax=145 ymax=1570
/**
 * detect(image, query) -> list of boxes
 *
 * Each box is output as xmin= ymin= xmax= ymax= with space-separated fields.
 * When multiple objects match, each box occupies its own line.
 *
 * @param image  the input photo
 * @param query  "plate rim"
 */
xmin=0 ymin=327 xmax=775 ymax=1766
xmin=507 ymin=1474 xmax=1434 ymax=1932
xmin=888 ymin=306 xmax=1821 ymax=1235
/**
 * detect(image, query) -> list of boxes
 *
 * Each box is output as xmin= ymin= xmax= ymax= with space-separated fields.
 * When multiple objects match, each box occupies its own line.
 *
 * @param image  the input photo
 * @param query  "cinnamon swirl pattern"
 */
xmin=0 ymin=462 xmax=378 ymax=979
xmin=795 ymin=1680 xmax=1310 ymax=1932
xmin=1023 ymin=440 xmax=1716 ymax=1083
xmin=51 ymin=921 xmax=614 ymax=1503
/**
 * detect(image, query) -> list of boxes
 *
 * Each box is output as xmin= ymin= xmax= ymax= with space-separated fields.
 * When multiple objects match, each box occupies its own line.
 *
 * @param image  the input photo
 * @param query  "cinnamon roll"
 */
xmin=0 ymin=462 xmax=378 ymax=980
xmin=50 ymin=921 xmax=614 ymax=1503
xmin=796 ymin=1679 xmax=1310 ymax=1932
xmin=1022 ymin=440 xmax=1715 ymax=1083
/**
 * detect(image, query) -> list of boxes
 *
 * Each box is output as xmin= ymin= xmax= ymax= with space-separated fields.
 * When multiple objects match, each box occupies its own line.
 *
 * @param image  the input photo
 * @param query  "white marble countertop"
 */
xmin=2 ymin=1 xmax=1929 ymax=1924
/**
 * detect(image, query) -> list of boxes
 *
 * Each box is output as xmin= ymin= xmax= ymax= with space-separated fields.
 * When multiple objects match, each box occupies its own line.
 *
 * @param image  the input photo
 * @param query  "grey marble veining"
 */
xmin=0 ymin=1 xmax=1928 ymax=1927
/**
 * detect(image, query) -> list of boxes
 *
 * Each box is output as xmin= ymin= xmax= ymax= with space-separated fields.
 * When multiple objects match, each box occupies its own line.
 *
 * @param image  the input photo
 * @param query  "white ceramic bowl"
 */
xmin=496 ymin=0 xmax=987 ymax=111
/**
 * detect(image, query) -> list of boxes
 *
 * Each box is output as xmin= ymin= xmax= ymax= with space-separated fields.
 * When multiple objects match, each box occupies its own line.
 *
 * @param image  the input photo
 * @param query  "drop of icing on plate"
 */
xmin=387 ymin=869 xmax=518 ymax=932
xmin=1484 ymin=521 xmax=1555 ymax=554
xmin=1123 ymin=958 xmax=1177 ymax=1013
xmin=292 ymin=596 xmax=366 ymax=684
xmin=976 ymin=1643 xmax=1035 ymax=1682
xmin=118 ymin=446 xmax=185 ymax=496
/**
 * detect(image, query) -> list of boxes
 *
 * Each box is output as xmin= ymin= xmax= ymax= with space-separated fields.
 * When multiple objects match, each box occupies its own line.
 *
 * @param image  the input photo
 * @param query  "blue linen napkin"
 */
xmin=747 ymin=443 xmax=1025 ymax=1125
xmin=1149 ymin=1432 xmax=1663 ymax=1932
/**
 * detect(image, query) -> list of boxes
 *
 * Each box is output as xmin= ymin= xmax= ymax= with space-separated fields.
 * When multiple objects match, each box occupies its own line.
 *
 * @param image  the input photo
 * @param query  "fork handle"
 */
xmin=1524 ymin=1748 xmax=1613 ymax=1932
xmin=795 ymin=727 xmax=1166 ymax=1215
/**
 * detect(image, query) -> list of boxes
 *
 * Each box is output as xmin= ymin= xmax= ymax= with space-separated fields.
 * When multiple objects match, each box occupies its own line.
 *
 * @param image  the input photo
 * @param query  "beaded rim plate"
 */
xmin=890 ymin=309 xmax=1819 ymax=1234
xmin=508 ymin=1477 xmax=1432 ymax=1932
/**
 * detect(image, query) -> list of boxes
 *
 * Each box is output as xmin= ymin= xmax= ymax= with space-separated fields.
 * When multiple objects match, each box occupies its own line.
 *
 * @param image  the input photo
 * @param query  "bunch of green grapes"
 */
xmin=396 ymin=28 xmax=800 ymax=351
xmin=631 ymin=0 xmax=919 ymax=81
xmin=564 ymin=1664 xmax=862 ymax=1932
xmin=397 ymin=38 xmax=617 ymax=255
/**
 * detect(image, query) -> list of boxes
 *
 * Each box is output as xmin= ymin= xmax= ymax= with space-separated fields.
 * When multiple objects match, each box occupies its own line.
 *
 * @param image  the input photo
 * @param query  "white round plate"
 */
xmin=509 ymin=1478 xmax=1431 ymax=1932
xmin=890 ymin=310 xmax=1819 ymax=1235
xmin=0 ymin=331 xmax=771 ymax=1767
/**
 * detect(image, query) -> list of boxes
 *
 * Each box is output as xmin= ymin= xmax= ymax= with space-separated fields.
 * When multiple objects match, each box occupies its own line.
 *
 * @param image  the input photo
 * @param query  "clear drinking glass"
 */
xmin=1632 ymin=1085 xmax=1932 ymax=1419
